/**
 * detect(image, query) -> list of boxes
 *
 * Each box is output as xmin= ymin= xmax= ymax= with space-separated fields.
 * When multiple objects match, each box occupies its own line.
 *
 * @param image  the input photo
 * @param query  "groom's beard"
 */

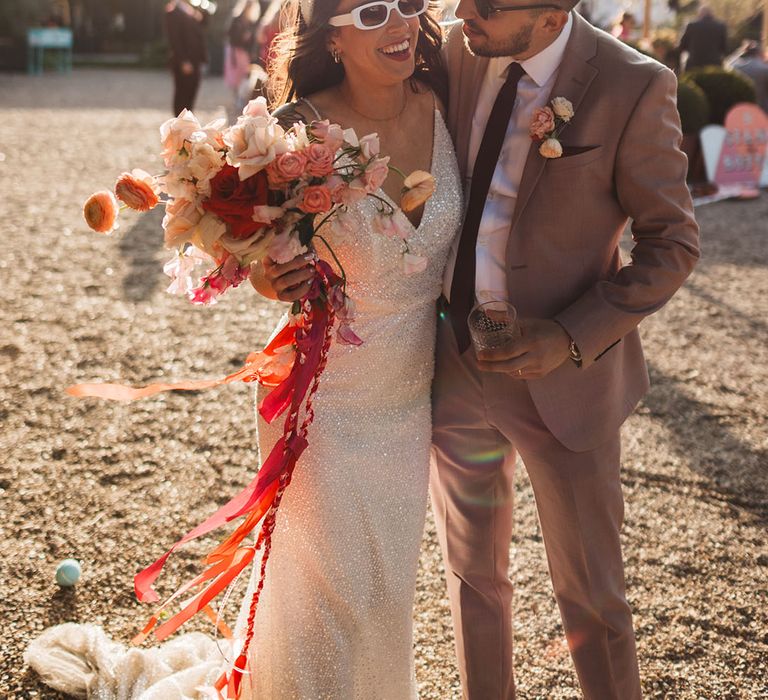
xmin=462 ymin=20 xmax=535 ymax=58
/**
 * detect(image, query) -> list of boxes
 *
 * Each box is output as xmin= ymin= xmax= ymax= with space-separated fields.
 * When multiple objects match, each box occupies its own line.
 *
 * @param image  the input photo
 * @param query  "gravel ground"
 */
xmin=1 ymin=69 xmax=766 ymax=700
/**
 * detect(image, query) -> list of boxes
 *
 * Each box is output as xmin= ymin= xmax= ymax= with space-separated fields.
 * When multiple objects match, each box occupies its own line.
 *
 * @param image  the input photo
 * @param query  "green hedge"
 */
xmin=682 ymin=67 xmax=757 ymax=125
xmin=677 ymin=79 xmax=710 ymax=134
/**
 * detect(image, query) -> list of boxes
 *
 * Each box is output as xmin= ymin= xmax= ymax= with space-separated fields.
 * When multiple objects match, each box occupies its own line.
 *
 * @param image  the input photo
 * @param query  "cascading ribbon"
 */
xmin=67 ymin=260 xmax=343 ymax=699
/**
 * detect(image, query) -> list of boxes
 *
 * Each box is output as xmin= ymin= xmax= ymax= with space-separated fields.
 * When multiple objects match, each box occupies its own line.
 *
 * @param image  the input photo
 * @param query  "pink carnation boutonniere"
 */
xmin=529 ymin=97 xmax=574 ymax=159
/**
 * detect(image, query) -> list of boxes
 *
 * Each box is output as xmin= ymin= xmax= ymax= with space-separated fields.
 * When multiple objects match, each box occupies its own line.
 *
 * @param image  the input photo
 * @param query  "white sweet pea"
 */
xmin=402 ymin=252 xmax=428 ymax=275
xmin=358 ymin=133 xmax=380 ymax=160
xmin=159 ymin=109 xmax=201 ymax=167
xmin=241 ymin=96 xmax=271 ymax=118
xmin=328 ymin=209 xmax=357 ymax=243
xmin=373 ymin=210 xmax=412 ymax=239
xmin=268 ymin=230 xmax=308 ymax=264
xmin=342 ymin=127 xmax=359 ymax=148
xmin=252 ymin=205 xmax=285 ymax=224
xmin=163 ymin=246 xmax=213 ymax=295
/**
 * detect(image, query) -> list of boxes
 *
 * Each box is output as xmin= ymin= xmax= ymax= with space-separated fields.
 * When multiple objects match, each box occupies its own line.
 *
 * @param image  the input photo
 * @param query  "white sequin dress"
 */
xmin=238 ymin=106 xmax=462 ymax=699
xmin=23 ymin=108 xmax=462 ymax=700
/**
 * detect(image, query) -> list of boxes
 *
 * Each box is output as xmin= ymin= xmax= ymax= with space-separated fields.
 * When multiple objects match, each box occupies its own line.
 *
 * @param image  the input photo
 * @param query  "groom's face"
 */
xmin=455 ymin=0 xmax=564 ymax=59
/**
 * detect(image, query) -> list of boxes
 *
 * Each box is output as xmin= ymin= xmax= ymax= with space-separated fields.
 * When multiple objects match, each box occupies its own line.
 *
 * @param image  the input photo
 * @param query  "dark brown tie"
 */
xmin=449 ymin=62 xmax=526 ymax=353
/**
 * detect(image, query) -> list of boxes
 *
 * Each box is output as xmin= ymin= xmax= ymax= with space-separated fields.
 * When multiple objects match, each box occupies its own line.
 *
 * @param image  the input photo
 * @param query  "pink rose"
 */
xmin=114 ymin=169 xmax=159 ymax=212
xmin=362 ymin=156 xmax=390 ymax=194
xmin=83 ymin=190 xmax=119 ymax=234
xmin=304 ymin=143 xmax=335 ymax=177
xmin=266 ymin=150 xmax=308 ymax=186
xmin=529 ymin=106 xmax=556 ymax=141
xmin=300 ymin=185 xmax=333 ymax=213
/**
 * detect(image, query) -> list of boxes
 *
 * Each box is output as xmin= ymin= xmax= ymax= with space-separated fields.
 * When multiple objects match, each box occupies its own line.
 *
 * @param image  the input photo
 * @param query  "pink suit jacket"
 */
xmin=445 ymin=13 xmax=700 ymax=452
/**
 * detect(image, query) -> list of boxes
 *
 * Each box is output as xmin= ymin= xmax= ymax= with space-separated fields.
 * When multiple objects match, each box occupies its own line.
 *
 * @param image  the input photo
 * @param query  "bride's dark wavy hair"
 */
xmin=267 ymin=0 xmax=447 ymax=108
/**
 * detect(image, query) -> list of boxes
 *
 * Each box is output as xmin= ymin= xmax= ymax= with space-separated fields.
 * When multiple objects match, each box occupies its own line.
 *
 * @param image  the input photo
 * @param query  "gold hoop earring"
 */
xmin=331 ymin=48 xmax=342 ymax=64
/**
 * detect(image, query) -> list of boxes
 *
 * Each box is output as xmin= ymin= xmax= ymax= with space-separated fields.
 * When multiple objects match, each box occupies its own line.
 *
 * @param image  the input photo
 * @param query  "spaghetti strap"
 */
xmin=299 ymin=97 xmax=323 ymax=121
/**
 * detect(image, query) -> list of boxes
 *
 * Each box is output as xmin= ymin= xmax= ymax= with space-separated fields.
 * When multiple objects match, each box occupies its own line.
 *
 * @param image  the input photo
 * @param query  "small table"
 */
xmin=27 ymin=27 xmax=73 ymax=75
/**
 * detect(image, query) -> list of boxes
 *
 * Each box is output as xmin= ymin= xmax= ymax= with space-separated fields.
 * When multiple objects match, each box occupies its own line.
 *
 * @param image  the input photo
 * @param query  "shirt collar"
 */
xmin=491 ymin=11 xmax=574 ymax=87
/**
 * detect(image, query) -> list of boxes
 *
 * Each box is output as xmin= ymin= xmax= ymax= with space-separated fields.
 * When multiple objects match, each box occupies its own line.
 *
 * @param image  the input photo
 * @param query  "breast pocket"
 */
xmin=544 ymin=145 xmax=604 ymax=172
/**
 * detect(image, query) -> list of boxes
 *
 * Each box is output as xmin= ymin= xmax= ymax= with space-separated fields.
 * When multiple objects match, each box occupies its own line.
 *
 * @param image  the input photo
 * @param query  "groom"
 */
xmin=432 ymin=1 xmax=699 ymax=698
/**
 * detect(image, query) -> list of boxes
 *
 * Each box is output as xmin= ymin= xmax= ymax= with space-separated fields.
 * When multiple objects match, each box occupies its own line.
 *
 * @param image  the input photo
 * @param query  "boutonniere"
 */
xmin=529 ymin=97 xmax=575 ymax=159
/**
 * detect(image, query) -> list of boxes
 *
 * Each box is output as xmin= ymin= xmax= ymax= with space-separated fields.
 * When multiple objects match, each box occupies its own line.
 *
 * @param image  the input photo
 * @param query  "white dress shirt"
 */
xmin=444 ymin=13 xmax=573 ymax=303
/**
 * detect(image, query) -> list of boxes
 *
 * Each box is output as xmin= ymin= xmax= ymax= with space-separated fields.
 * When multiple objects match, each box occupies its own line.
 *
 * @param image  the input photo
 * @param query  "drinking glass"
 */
xmin=467 ymin=300 xmax=521 ymax=352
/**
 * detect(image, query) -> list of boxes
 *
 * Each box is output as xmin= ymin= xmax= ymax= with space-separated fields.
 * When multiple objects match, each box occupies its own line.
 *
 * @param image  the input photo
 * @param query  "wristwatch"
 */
xmin=568 ymin=338 xmax=582 ymax=367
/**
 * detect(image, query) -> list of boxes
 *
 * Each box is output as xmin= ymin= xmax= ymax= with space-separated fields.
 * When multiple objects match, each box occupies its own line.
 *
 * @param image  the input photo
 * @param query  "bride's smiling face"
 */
xmin=327 ymin=0 xmax=422 ymax=87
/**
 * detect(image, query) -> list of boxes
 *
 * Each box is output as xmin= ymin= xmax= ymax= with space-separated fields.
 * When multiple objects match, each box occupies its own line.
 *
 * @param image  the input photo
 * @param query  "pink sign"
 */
xmin=714 ymin=104 xmax=768 ymax=187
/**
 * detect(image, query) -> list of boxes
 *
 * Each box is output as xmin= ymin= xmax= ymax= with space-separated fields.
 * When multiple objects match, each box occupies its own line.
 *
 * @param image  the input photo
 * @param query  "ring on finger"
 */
xmin=517 ymin=369 xmax=522 ymax=376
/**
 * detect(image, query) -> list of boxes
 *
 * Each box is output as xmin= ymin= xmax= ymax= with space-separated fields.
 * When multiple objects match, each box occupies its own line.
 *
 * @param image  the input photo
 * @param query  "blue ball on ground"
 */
xmin=55 ymin=559 xmax=82 ymax=587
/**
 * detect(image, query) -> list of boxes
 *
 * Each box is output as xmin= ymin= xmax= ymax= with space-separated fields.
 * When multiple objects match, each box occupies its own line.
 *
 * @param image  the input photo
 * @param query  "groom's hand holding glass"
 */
xmin=474 ymin=314 xmax=573 ymax=379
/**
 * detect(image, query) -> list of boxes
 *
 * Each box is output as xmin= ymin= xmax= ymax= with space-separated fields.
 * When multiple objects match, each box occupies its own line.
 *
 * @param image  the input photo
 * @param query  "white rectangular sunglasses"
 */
xmin=328 ymin=0 xmax=428 ymax=30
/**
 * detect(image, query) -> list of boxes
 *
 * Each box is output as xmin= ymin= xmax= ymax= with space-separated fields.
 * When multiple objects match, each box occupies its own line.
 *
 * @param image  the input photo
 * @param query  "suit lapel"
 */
xmin=508 ymin=13 xmax=599 ymax=234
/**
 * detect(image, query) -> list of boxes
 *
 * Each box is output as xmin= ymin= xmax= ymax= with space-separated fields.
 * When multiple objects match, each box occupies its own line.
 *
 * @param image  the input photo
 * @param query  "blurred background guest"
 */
xmin=224 ymin=0 xmax=260 ymax=114
xmin=677 ymin=5 xmax=727 ymax=71
xmin=728 ymin=40 xmax=768 ymax=114
xmin=611 ymin=11 xmax=638 ymax=42
xmin=164 ymin=0 xmax=209 ymax=116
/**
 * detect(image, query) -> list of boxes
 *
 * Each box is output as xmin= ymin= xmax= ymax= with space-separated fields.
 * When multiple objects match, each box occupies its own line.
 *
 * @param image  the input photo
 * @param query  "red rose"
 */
xmin=202 ymin=164 xmax=269 ymax=239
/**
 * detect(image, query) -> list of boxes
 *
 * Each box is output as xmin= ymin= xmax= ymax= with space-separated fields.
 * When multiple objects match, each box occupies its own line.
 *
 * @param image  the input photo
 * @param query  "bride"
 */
xmin=25 ymin=0 xmax=462 ymax=697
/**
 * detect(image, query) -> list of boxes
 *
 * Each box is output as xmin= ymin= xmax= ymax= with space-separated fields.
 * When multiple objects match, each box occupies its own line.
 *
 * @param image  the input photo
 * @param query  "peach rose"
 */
xmin=266 ymin=150 xmax=308 ymax=186
xmin=114 ymin=169 xmax=159 ymax=212
xmin=225 ymin=106 xmax=288 ymax=180
xmin=305 ymin=143 xmax=335 ymax=177
xmin=362 ymin=156 xmax=390 ymax=194
xmin=529 ymin=106 xmax=556 ymax=141
xmin=539 ymin=138 xmax=563 ymax=159
xmin=299 ymin=185 xmax=333 ymax=213
xmin=83 ymin=190 xmax=119 ymax=234
xmin=400 ymin=170 xmax=436 ymax=212
xmin=162 ymin=197 xmax=202 ymax=247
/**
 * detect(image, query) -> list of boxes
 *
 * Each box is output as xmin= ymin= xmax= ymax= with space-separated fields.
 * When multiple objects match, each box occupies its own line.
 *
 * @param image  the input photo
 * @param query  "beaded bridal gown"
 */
xmin=25 ymin=107 xmax=462 ymax=699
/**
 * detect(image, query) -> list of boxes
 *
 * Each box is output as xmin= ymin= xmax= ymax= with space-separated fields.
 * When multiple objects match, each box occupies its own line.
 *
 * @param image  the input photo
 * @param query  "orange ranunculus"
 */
xmin=400 ymin=170 xmax=436 ymax=213
xmin=83 ymin=190 xmax=119 ymax=233
xmin=114 ymin=169 xmax=160 ymax=212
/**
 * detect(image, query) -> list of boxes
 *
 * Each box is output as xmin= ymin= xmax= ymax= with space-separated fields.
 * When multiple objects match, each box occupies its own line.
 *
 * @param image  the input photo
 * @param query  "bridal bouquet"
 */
xmin=74 ymin=98 xmax=435 ymax=698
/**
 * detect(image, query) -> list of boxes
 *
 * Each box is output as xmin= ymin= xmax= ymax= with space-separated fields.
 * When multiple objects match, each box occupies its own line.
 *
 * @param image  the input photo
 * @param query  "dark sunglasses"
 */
xmin=473 ymin=0 xmax=565 ymax=20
